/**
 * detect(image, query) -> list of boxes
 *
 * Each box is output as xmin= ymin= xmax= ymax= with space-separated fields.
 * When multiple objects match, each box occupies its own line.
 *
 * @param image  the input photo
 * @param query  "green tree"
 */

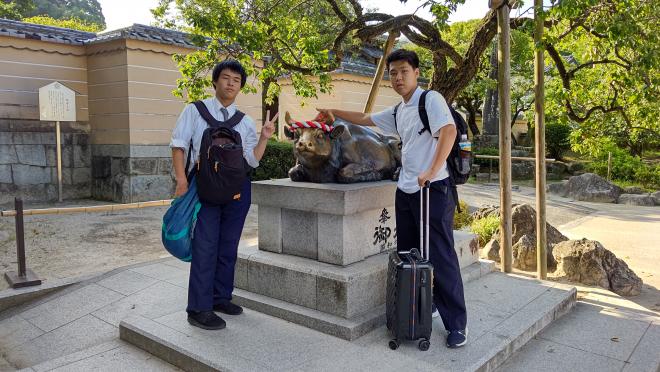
xmin=22 ymin=15 xmax=102 ymax=32
xmin=27 ymin=0 xmax=105 ymax=29
xmin=0 ymin=0 xmax=34 ymax=20
xmin=542 ymin=0 xmax=659 ymax=156
xmin=152 ymin=0 xmax=658 ymax=157
xmin=151 ymin=0 xmax=354 ymax=104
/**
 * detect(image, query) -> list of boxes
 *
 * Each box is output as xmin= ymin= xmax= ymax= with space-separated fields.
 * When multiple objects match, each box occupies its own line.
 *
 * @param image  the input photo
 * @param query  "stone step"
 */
xmin=233 ymin=260 xmax=494 ymax=341
xmin=237 ymin=231 xmax=479 ymax=316
xmin=120 ymin=272 xmax=576 ymax=372
xmin=15 ymin=340 xmax=182 ymax=372
xmin=233 ymin=231 xmax=482 ymax=339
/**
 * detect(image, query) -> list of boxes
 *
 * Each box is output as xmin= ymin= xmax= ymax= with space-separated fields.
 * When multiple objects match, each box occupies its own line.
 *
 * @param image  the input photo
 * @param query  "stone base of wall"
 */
xmin=91 ymin=145 xmax=174 ymax=203
xmin=0 ymin=119 xmax=91 ymax=205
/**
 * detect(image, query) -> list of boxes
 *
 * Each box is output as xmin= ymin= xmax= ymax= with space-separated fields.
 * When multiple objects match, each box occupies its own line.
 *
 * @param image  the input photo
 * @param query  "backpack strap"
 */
xmin=184 ymin=139 xmax=194 ymax=181
xmin=393 ymin=102 xmax=402 ymax=134
xmin=417 ymin=90 xmax=431 ymax=136
xmin=192 ymin=101 xmax=246 ymax=129
xmin=418 ymin=91 xmax=463 ymax=212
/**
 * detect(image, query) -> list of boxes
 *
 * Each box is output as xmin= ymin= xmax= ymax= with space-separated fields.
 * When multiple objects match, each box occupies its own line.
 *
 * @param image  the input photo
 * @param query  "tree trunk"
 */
xmin=464 ymin=100 xmax=481 ymax=136
xmin=261 ymin=77 xmax=279 ymax=134
xmin=483 ymin=42 xmax=499 ymax=135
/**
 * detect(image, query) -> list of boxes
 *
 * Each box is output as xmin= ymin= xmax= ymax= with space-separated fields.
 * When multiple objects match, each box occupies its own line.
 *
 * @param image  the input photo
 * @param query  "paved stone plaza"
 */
xmin=0 ymin=184 xmax=658 ymax=371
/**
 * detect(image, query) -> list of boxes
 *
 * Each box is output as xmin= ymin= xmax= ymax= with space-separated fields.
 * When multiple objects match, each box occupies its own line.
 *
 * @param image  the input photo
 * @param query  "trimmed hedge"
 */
xmin=252 ymin=139 xmax=296 ymax=181
xmin=545 ymin=123 xmax=571 ymax=160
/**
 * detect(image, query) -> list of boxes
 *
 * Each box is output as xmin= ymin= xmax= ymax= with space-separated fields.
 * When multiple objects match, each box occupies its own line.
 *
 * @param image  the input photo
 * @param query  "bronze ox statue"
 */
xmin=284 ymin=112 xmax=401 ymax=183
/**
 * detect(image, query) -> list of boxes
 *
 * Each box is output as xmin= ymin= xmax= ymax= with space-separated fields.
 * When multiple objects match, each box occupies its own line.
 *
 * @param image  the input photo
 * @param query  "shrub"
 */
xmin=453 ymin=200 xmax=472 ymax=229
xmin=470 ymin=214 xmax=499 ymax=247
xmin=473 ymin=147 xmax=499 ymax=168
xmin=634 ymin=164 xmax=660 ymax=189
xmin=545 ymin=123 xmax=571 ymax=160
xmin=252 ymin=139 xmax=295 ymax=181
xmin=586 ymin=145 xmax=660 ymax=188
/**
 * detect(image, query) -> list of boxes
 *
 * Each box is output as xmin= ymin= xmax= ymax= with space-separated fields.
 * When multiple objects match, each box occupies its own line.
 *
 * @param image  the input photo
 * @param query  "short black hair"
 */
xmin=212 ymin=59 xmax=247 ymax=89
xmin=386 ymin=49 xmax=420 ymax=71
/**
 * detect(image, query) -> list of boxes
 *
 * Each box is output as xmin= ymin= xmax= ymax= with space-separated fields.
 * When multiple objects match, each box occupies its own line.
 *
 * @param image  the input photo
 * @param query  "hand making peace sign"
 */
xmin=260 ymin=110 xmax=279 ymax=140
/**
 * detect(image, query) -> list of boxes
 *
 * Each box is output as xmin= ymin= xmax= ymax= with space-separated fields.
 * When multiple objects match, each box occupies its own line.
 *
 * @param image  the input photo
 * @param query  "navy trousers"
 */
xmin=187 ymin=179 xmax=252 ymax=313
xmin=395 ymin=178 xmax=467 ymax=331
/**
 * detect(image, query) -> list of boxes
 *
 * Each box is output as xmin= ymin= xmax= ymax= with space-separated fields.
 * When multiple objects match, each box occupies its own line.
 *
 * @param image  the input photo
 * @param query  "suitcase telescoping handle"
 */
xmin=419 ymin=180 xmax=430 ymax=260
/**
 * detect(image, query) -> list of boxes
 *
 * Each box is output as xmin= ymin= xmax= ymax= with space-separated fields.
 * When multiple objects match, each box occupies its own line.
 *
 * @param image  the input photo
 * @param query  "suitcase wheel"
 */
xmin=388 ymin=339 xmax=399 ymax=350
xmin=418 ymin=339 xmax=430 ymax=351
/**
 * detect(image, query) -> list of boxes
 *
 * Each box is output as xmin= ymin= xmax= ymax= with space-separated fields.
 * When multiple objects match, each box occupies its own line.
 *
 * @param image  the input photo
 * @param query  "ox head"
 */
xmin=284 ymin=112 xmax=345 ymax=164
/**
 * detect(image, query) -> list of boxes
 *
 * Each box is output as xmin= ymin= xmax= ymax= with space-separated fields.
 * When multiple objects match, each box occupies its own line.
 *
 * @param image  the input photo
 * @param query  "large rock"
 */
xmin=547 ymin=181 xmax=568 ymax=196
xmin=547 ymin=161 xmax=568 ymax=177
xmin=550 ymin=173 xmax=622 ymax=203
xmin=510 ymin=204 xmax=567 ymax=245
xmin=511 ymin=162 xmax=534 ymax=180
xmin=552 ymin=239 xmax=642 ymax=296
xmin=653 ymin=191 xmax=660 ymax=206
xmin=618 ymin=193 xmax=655 ymax=206
xmin=472 ymin=204 xmax=504 ymax=220
xmin=482 ymin=238 xmax=500 ymax=261
xmin=511 ymin=149 xmax=529 ymax=157
xmin=623 ymin=186 xmax=645 ymax=194
xmin=566 ymin=162 xmax=585 ymax=175
xmin=475 ymin=204 xmax=567 ymax=271
xmin=513 ymin=234 xmax=556 ymax=271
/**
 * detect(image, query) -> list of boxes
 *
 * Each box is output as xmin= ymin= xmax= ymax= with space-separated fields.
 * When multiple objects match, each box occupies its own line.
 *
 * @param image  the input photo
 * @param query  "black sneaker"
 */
xmin=187 ymin=311 xmax=226 ymax=330
xmin=213 ymin=301 xmax=243 ymax=315
xmin=446 ymin=329 xmax=468 ymax=348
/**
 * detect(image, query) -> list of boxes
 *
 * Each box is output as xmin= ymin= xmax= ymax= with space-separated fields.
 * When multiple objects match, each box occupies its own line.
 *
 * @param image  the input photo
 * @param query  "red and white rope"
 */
xmin=287 ymin=121 xmax=334 ymax=133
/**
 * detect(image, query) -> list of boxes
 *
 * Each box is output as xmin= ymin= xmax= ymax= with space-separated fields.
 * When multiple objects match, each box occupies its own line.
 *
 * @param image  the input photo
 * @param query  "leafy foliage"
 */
xmin=252 ymin=139 xmax=295 ymax=181
xmin=585 ymin=141 xmax=660 ymax=189
xmin=470 ymin=214 xmax=499 ymax=247
xmin=28 ymin=0 xmax=105 ymax=28
xmin=152 ymin=0 xmax=351 ymax=103
xmin=545 ymin=123 xmax=571 ymax=160
xmin=543 ymin=0 xmax=659 ymax=156
xmin=473 ymin=147 xmax=499 ymax=168
xmin=0 ymin=0 xmax=34 ymax=20
xmin=22 ymin=15 xmax=102 ymax=32
xmin=151 ymin=0 xmax=659 ymax=167
xmin=453 ymin=200 xmax=472 ymax=230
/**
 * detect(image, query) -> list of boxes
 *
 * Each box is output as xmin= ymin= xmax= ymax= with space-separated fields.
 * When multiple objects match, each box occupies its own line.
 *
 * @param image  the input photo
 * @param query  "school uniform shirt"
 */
xmin=371 ymin=87 xmax=455 ymax=194
xmin=169 ymin=97 xmax=260 ymax=173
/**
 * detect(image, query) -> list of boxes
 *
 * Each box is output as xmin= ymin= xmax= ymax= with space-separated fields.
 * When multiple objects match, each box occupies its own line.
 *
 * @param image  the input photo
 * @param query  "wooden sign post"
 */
xmin=39 ymin=82 xmax=76 ymax=202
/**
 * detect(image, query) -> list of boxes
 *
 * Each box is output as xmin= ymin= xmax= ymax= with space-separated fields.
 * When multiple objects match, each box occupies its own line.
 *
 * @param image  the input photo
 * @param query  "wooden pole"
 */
xmin=56 ymin=121 xmax=63 ymax=202
xmin=1 ymin=199 xmax=173 ymax=218
xmin=4 ymin=198 xmax=41 ymax=288
xmin=607 ymin=152 xmax=612 ymax=181
xmin=363 ymin=32 xmax=398 ymax=114
xmin=497 ymin=2 xmax=513 ymax=273
xmin=534 ymin=0 xmax=547 ymax=279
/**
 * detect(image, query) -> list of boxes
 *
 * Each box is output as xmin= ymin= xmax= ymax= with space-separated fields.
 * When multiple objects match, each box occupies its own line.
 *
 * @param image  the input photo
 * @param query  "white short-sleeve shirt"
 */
xmin=169 ymin=97 xmax=259 ymax=173
xmin=371 ymin=87 xmax=455 ymax=194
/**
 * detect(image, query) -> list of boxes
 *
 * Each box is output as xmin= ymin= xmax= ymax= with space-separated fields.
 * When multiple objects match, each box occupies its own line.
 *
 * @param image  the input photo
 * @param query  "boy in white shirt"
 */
xmin=317 ymin=49 xmax=467 ymax=348
xmin=170 ymin=60 xmax=277 ymax=330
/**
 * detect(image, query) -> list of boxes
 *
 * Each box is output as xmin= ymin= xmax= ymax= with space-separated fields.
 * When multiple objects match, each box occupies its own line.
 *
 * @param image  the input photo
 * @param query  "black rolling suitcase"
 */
xmin=386 ymin=182 xmax=433 ymax=351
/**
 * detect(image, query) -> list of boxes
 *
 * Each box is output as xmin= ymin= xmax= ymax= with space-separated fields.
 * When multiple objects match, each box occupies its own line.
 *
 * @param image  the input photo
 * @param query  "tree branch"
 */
xmin=346 ymin=0 xmax=363 ymax=18
xmin=568 ymin=59 xmax=631 ymax=78
xmin=325 ymin=0 xmax=347 ymax=23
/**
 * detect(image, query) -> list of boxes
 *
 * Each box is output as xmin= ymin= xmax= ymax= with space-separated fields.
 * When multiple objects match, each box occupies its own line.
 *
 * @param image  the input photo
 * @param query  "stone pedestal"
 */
xmin=254 ymin=179 xmax=398 ymax=265
xmin=235 ymin=179 xmax=487 ymax=340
